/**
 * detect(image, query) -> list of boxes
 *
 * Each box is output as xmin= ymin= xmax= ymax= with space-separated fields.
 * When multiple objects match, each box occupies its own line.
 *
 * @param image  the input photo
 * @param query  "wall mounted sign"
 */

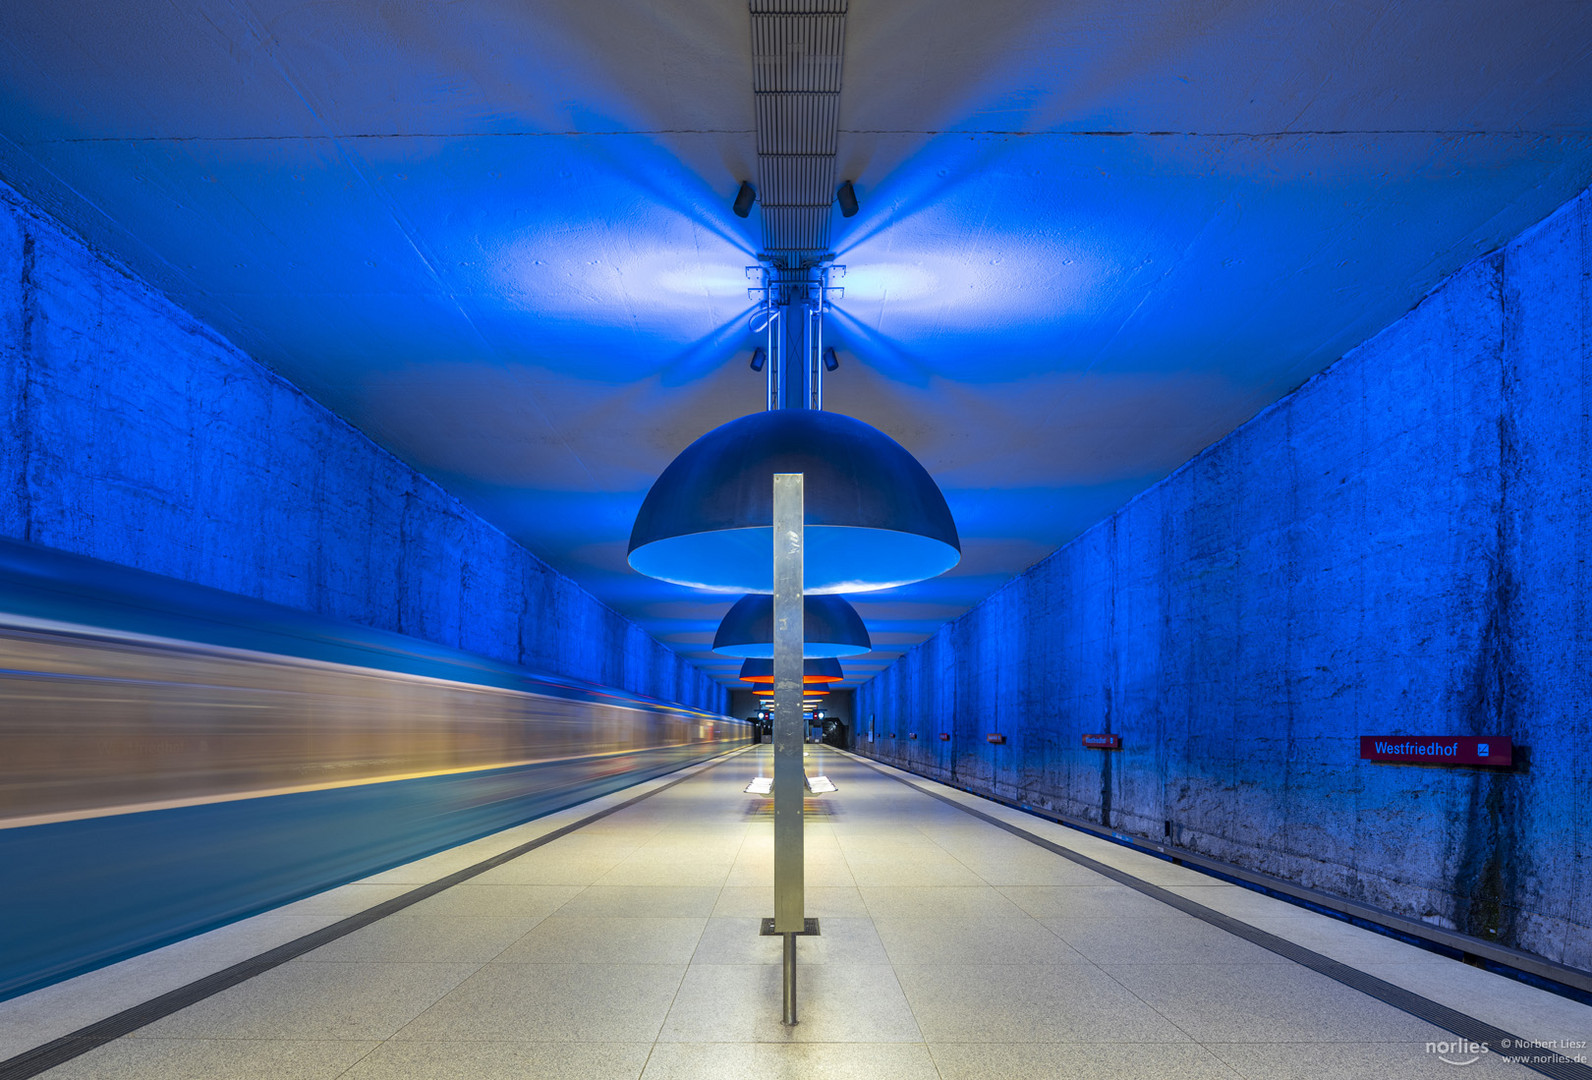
xmin=986 ymin=733 xmax=1006 ymax=744
xmin=938 ymin=733 xmax=950 ymax=741
xmin=1082 ymin=733 xmax=1121 ymax=749
xmin=1359 ymin=735 xmax=1511 ymax=767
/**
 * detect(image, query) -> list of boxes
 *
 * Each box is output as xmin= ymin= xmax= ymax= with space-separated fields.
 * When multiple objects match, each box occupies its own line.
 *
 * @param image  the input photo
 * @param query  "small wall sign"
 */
xmin=986 ymin=733 xmax=1006 ymax=744
xmin=1081 ymin=733 xmax=1121 ymax=749
xmin=1359 ymin=735 xmax=1511 ymax=767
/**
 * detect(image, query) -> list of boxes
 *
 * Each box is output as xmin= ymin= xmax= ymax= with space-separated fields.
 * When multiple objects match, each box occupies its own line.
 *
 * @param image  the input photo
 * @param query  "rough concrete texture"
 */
xmin=0 ymin=181 xmax=724 ymax=714
xmin=858 ymin=185 xmax=1592 ymax=973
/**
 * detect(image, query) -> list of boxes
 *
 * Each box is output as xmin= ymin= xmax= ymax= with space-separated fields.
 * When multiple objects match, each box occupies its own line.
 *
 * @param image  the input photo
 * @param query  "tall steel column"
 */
xmin=772 ymin=472 xmax=805 ymax=1024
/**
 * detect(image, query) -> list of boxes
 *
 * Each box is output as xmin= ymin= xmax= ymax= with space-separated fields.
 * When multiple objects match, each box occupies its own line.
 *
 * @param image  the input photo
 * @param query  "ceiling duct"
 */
xmin=749 ymin=0 xmax=847 ymax=264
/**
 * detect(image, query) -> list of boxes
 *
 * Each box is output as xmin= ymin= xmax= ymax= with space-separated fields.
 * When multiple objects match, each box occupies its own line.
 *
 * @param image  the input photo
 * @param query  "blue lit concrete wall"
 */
xmin=858 ymin=186 xmax=1592 ymax=972
xmin=0 ymin=181 xmax=724 ymax=713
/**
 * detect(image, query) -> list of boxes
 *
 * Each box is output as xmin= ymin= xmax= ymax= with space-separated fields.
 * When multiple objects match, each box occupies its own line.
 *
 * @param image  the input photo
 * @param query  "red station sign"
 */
xmin=1359 ymin=735 xmax=1512 ymax=767
xmin=1081 ymin=733 xmax=1121 ymax=749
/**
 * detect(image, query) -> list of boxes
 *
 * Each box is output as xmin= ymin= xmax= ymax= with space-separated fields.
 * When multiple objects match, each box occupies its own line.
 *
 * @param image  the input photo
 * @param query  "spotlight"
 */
xmin=750 ymin=347 xmax=766 ymax=372
xmin=822 ymin=347 xmax=838 ymax=372
xmin=836 ymin=180 xmax=859 ymax=218
xmin=733 ymin=181 xmax=756 ymax=218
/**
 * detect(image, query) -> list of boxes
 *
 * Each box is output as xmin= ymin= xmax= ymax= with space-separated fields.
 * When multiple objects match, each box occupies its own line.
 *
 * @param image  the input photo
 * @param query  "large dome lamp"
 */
xmin=740 ymin=657 xmax=843 ymax=684
xmin=712 ymin=593 xmax=870 ymax=659
xmin=628 ymin=409 xmax=959 ymax=594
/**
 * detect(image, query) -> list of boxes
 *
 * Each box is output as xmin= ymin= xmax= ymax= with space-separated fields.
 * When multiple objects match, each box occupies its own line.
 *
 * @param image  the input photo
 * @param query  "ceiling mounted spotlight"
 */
xmin=628 ymin=410 xmax=960 ymax=593
xmin=823 ymin=347 xmax=839 ymax=372
xmin=713 ymin=593 xmax=871 ymax=658
xmin=733 ymin=181 xmax=757 ymax=218
xmin=836 ymin=180 xmax=859 ymax=218
xmin=750 ymin=347 xmax=766 ymax=372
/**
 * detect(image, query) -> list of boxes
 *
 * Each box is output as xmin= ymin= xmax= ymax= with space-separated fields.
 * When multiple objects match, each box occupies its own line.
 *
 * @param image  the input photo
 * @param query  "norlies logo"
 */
xmin=1427 ymin=1039 xmax=1489 ymax=1066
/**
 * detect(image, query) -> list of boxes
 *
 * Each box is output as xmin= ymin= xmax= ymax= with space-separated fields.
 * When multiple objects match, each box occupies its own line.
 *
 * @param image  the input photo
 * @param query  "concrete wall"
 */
xmin=0 ymin=180 xmax=724 ymax=714
xmin=858 ymin=185 xmax=1592 ymax=973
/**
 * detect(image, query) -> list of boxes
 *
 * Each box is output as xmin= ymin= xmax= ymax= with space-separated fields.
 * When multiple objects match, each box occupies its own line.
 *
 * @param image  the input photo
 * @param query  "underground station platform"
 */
xmin=1 ymin=746 xmax=1587 ymax=1080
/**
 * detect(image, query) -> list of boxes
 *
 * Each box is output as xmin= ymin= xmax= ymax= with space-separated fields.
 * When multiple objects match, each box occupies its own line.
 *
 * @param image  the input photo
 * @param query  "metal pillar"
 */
xmin=772 ymin=472 xmax=805 ymax=1024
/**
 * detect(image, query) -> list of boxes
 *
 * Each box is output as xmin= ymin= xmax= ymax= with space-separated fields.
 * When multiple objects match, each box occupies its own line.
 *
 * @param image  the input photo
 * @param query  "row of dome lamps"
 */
xmin=624 ymin=404 xmax=963 ymax=718
xmin=720 ymin=598 xmax=858 ymax=721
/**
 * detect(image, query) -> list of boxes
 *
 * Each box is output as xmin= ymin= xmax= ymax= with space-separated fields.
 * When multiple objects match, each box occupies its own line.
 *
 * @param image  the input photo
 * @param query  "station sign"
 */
xmin=1359 ymin=735 xmax=1511 ymax=766
xmin=1082 ymin=733 xmax=1121 ymax=749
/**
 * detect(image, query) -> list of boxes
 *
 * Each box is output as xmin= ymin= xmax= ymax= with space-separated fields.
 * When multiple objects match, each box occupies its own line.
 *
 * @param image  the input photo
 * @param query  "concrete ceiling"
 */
xmin=2 ymin=0 xmax=1591 ymax=691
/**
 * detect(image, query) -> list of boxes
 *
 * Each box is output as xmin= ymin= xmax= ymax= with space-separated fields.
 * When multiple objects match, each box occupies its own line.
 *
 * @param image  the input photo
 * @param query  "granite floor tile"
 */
xmin=874 ymin=917 xmax=1089 ymax=966
xmin=29 ymin=1038 xmax=378 ymax=1080
xmin=298 ymin=915 xmax=539 ymax=964
xmin=999 ymin=884 xmax=1196 ymax=920
xmin=397 ymin=884 xmax=584 ymax=920
xmin=711 ymin=885 xmax=868 ymax=918
xmin=594 ymin=859 xmax=734 ymax=887
xmin=137 ymin=914 xmax=342 ymax=964
xmin=392 ymin=963 xmax=685 ymax=1042
xmin=1236 ymin=917 xmax=1458 ymax=967
xmin=860 ymin=885 xmax=1030 ymax=920
xmin=641 ymin=1041 xmax=940 ymax=1080
xmin=1350 ymin=962 xmax=1592 ymax=1047
xmin=1099 ymin=963 xmax=1454 ymax=1043
xmin=893 ymin=963 xmax=1190 ymax=1043
xmin=0 ymin=956 xmax=237 ymax=1059
xmin=470 ymin=852 xmax=629 ymax=886
xmin=657 ymin=963 xmax=921 ymax=1043
xmin=1044 ymin=915 xmax=1291 ymax=965
xmin=847 ymin=858 xmax=990 ymax=888
xmin=492 ymin=916 xmax=706 ymax=965
xmin=690 ymin=916 xmax=890 ymax=966
xmin=928 ymin=1041 xmax=1244 ymax=1080
xmin=134 ymin=962 xmax=480 ymax=1041
xmin=340 ymin=1040 xmax=653 ymax=1080
xmin=555 ymin=886 xmax=723 ymax=919
xmin=272 ymin=883 xmax=417 ymax=918
xmin=1160 ymin=885 xmax=1321 ymax=922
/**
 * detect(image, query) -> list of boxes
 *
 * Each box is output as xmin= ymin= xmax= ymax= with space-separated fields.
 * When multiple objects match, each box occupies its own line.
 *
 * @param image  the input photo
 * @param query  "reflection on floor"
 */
xmin=3 ymin=745 xmax=1588 ymax=1079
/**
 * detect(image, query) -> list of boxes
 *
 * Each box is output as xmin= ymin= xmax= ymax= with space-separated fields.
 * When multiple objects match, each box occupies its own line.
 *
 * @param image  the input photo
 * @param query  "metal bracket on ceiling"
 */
xmin=746 ymin=261 xmax=844 ymax=308
xmin=746 ymin=261 xmax=845 ymax=411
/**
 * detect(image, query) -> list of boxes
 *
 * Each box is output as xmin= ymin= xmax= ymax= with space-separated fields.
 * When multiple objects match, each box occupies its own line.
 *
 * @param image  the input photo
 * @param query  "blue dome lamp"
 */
xmin=739 ymin=657 xmax=843 ymax=685
xmin=713 ymin=594 xmax=871 ymax=658
xmin=627 ymin=409 xmax=959 ymax=593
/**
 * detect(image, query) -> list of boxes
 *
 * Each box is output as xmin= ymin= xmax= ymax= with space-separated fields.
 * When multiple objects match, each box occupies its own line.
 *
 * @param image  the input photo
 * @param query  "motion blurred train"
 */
xmin=0 ymin=538 xmax=748 ymax=999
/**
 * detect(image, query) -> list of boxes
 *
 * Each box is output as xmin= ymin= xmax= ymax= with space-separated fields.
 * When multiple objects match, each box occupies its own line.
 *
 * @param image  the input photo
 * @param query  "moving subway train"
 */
xmin=0 ymin=538 xmax=749 ymax=1000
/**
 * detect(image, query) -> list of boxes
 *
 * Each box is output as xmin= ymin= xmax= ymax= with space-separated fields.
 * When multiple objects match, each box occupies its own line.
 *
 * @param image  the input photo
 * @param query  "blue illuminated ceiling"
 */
xmin=3 ymin=0 xmax=1591 ymax=690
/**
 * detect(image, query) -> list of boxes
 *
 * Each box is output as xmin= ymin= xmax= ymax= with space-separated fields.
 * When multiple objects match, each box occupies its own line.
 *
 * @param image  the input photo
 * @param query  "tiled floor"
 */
xmin=4 ymin=745 xmax=1588 ymax=1079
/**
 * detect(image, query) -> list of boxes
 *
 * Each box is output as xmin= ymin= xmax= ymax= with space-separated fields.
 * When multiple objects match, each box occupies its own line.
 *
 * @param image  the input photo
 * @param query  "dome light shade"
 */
xmin=713 ymin=594 xmax=871 ymax=658
xmin=628 ymin=410 xmax=959 ymax=593
xmin=740 ymin=657 xmax=843 ymax=684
